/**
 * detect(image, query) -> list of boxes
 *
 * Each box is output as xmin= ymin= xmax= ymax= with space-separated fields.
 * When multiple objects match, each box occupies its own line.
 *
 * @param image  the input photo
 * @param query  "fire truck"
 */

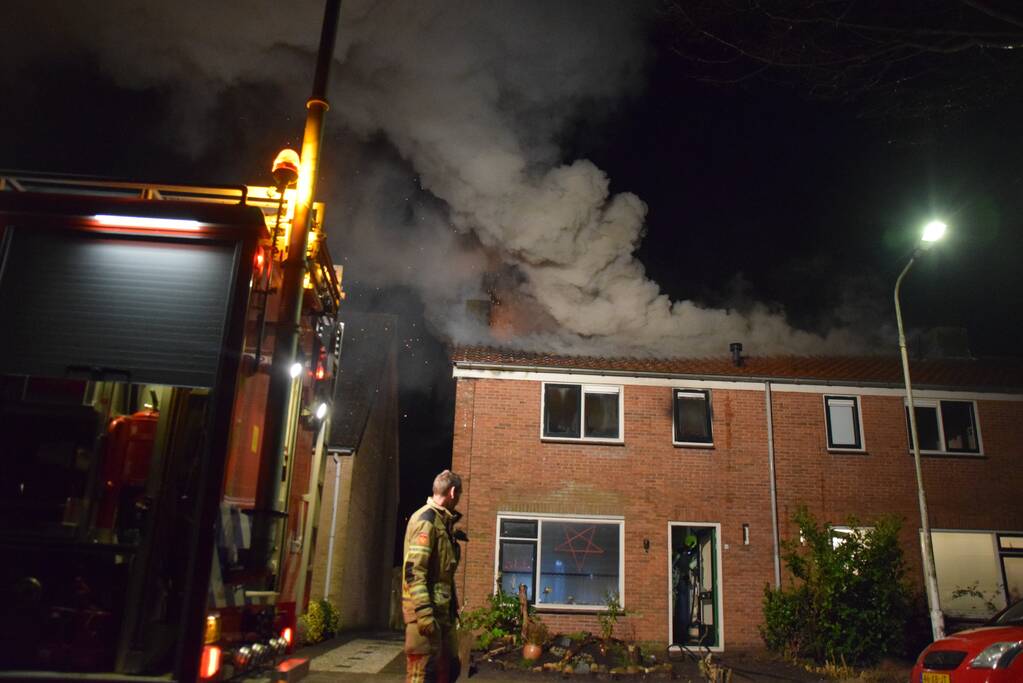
xmin=0 ymin=4 xmax=343 ymax=681
xmin=0 ymin=170 xmax=343 ymax=681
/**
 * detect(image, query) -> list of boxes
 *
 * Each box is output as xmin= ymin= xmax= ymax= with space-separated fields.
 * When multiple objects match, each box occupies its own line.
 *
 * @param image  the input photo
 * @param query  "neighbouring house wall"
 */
xmin=771 ymin=392 xmax=1023 ymax=587
xmin=310 ymin=352 xmax=400 ymax=630
xmin=453 ymin=376 xmax=1023 ymax=650
xmin=309 ymin=453 xmax=351 ymax=607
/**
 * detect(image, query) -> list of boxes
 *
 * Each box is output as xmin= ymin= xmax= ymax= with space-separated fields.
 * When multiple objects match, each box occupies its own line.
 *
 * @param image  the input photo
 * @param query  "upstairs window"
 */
xmin=824 ymin=395 xmax=863 ymax=451
xmin=673 ymin=390 xmax=712 ymax=446
xmin=542 ymin=383 xmax=622 ymax=442
xmin=905 ymin=399 xmax=980 ymax=454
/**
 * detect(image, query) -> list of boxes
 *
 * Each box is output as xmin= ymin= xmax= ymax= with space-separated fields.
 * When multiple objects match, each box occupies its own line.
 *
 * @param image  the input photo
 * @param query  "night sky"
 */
xmin=3 ymin=1 xmax=1021 ymax=531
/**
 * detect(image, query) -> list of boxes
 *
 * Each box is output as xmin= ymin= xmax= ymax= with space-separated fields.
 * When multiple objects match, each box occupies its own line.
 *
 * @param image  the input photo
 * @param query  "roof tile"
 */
xmin=450 ymin=346 xmax=1023 ymax=391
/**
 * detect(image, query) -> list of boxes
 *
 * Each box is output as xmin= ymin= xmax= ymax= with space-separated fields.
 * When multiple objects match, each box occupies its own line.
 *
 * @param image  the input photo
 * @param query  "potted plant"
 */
xmin=522 ymin=618 xmax=549 ymax=661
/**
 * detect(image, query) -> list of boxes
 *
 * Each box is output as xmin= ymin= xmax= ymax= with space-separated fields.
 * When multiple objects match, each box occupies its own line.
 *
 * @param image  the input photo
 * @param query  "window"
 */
xmin=542 ymin=383 xmax=622 ymax=441
xmin=496 ymin=515 xmax=623 ymax=609
xmin=830 ymin=525 xmax=873 ymax=549
xmin=931 ymin=531 xmax=1006 ymax=619
xmin=824 ymin=396 xmax=863 ymax=450
xmin=999 ymin=535 xmax=1023 ymax=604
xmin=829 ymin=525 xmax=875 ymax=575
xmin=905 ymin=400 xmax=980 ymax=454
xmin=673 ymin=390 xmax=712 ymax=445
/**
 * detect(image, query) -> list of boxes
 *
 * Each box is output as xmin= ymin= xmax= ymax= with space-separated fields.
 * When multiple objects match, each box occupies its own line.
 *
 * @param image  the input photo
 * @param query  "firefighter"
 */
xmin=402 ymin=469 xmax=463 ymax=683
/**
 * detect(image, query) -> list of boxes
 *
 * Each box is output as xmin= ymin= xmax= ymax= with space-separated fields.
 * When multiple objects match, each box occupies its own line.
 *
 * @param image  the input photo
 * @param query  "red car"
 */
xmin=911 ymin=599 xmax=1023 ymax=682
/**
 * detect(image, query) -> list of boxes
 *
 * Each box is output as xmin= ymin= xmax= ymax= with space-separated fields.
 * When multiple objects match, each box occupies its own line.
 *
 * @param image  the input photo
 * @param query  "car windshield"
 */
xmin=991 ymin=600 xmax=1023 ymax=626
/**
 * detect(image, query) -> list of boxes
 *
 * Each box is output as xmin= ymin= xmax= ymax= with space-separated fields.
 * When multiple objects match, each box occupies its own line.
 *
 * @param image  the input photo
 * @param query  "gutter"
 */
xmin=451 ymin=361 xmax=1022 ymax=394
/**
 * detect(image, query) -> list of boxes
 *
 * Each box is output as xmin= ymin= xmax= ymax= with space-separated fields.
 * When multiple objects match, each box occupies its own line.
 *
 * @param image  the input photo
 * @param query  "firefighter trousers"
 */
xmin=405 ymin=623 xmax=459 ymax=683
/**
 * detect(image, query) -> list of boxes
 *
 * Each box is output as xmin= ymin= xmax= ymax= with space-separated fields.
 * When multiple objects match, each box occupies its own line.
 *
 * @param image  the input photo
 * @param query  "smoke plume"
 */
xmin=7 ymin=0 xmax=869 ymax=358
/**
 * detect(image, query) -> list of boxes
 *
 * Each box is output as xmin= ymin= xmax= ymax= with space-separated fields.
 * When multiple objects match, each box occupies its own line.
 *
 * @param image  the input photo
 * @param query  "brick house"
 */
xmin=449 ymin=347 xmax=1023 ymax=651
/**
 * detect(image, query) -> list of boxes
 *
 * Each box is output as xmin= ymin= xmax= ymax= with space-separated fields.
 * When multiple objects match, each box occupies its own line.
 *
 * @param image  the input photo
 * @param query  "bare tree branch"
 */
xmin=659 ymin=0 xmax=1023 ymax=120
xmin=959 ymin=0 xmax=1023 ymax=30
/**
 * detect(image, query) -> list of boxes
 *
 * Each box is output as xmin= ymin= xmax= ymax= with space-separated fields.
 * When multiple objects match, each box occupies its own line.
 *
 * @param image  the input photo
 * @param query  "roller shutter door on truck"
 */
xmin=0 ymin=225 xmax=239 ymax=388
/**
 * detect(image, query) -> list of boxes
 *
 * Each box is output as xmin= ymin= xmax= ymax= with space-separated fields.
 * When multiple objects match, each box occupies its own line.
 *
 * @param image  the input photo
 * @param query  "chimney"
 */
xmin=730 ymin=342 xmax=743 ymax=367
xmin=464 ymin=299 xmax=493 ymax=328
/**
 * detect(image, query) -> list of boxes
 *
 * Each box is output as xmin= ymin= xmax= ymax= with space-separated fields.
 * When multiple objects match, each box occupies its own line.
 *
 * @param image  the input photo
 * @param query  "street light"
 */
xmin=894 ymin=219 xmax=947 ymax=641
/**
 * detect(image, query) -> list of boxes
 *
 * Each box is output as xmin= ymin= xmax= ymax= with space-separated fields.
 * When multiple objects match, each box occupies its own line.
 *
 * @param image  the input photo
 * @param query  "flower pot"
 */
xmin=522 ymin=642 xmax=544 ymax=661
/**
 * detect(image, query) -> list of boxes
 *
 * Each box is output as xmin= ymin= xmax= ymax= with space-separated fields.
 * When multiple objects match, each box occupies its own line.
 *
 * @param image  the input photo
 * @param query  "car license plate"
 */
xmin=921 ymin=673 xmax=950 ymax=683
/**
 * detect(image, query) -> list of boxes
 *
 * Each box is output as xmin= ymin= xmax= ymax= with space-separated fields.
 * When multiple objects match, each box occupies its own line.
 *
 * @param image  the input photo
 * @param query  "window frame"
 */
xmin=672 ymin=388 xmax=714 ymax=447
xmin=494 ymin=513 xmax=625 ymax=612
xmin=823 ymin=395 xmax=865 ymax=452
xmin=904 ymin=398 xmax=983 ymax=456
xmin=829 ymin=524 xmax=874 ymax=549
xmin=540 ymin=382 xmax=624 ymax=444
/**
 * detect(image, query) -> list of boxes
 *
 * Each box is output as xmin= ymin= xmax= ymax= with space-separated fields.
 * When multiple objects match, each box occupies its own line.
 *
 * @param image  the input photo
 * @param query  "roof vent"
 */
xmin=730 ymin=342 xmax=743 ymax=367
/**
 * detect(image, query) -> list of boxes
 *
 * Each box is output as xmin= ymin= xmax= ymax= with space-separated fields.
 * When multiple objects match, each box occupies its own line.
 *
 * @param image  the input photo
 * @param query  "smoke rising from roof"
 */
xmin=330 ymin=0 xmax=867 ymax=356
xmin=8 ymin=0 xmax=870 ymax=358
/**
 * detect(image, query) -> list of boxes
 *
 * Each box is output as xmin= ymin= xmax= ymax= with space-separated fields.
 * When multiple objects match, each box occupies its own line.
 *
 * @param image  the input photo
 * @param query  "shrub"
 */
xmin=760 ymin=507 xmax=912 ymax=666
xmin=598 ymin=591 xmax=625 ymax=642
xmin=319 ymin=599 xmax=341 ymax=639
xmin=298 ymin=599 xmax=340 ymax=645
xmin=461 ymin=585 xmax=533 ymax=649
xmin=298 ymin=601 xmax=326 ymax=644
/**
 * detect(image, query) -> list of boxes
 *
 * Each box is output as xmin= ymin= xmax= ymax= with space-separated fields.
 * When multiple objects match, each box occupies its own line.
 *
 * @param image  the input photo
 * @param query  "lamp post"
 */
xmin=894 ymin=219 xmax=947 ymax=641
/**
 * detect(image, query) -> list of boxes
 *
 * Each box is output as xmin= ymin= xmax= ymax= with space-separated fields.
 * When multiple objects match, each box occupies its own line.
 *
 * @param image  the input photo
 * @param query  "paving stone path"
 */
xmin=310 ymin=638 xmax=405 ymax=674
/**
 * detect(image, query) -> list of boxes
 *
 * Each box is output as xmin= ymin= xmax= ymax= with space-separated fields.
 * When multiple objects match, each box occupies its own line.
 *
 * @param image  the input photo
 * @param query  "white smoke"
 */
xmin=329 ymin=0 xmax=866 ymax=356
xmin=6 ymin=0 xmax=868 ymax=357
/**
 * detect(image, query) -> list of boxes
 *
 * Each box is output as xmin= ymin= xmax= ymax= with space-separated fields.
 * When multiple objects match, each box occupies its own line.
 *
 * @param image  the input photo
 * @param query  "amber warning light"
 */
xmin=94 ymin=214 xmax=203 ymax=231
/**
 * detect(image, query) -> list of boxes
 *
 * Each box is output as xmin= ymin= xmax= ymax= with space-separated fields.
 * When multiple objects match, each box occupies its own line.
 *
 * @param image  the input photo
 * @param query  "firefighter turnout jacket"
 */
xmin=402 ymin=498 xmax=461 ymax=631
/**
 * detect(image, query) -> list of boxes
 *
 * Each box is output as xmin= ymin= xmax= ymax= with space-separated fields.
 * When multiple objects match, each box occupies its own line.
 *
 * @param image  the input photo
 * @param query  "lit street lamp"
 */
xmin=894 ymin=219 xmax=947 ymax=641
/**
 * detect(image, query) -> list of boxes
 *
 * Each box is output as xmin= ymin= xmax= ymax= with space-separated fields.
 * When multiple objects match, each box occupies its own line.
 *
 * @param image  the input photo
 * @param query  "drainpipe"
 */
xmin=765 ymin=381 xmax=781 ymax=588
xmin=323 ymin=452 xmax=345 ymax=599
xmin=249 ymin=0 xmax=342 ymax=573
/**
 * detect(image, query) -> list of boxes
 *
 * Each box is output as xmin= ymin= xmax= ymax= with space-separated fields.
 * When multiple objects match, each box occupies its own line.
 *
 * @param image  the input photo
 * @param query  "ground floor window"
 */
xmin=931 ymin=530 xmax=1023 ymax=619
xmin=496 ymin=514 xmax=623 ymax=609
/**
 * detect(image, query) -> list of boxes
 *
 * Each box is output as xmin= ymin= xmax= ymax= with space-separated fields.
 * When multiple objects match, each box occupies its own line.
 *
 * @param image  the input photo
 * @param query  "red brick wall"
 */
xmin=452 ymin=376 xmax=1023 ymax=650
xmin=773 ymin=393 xmax=1023 ymax=585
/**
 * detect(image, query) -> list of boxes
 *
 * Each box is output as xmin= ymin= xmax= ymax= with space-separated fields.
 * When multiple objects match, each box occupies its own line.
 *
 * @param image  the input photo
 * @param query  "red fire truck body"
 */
xmin=0 ymin=174 xmax=342 ymax=681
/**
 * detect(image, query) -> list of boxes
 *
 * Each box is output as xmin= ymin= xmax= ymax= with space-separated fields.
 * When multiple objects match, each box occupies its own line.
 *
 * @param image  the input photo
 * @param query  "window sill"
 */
xmin=535 ymin=604 xmax=610 ymax=614
xmin=541 ymin=437 xmax=624 ymax=446
xmin=914 ymin=451 xmax=986 ymax=459
xmin=673 ymin=442 xmax=714 ymax=449
xmin=827 ymin=447 xmax=867 ymax=454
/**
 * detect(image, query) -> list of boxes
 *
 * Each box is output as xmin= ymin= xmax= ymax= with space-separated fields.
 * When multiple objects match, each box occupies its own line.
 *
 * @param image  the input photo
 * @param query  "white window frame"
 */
xmin=829 ymin=524 xmax=874 ymax=549
xmin=672 ymin=389 xmax=713 ymax=447
xmin=823 ymin=395 xmax=865 ymax=452
xmin=905 ymin=398 xmax=983 ymax=456
xmin=540 ymin=382 xmax=624 ymax=444
xmin=494 ymin=513 xmax=625 ymax=612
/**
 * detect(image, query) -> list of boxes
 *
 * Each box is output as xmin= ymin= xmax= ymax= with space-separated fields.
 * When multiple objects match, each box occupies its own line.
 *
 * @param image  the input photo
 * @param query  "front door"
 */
xmin=669 ymin=523 xmax=721 ymax=650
